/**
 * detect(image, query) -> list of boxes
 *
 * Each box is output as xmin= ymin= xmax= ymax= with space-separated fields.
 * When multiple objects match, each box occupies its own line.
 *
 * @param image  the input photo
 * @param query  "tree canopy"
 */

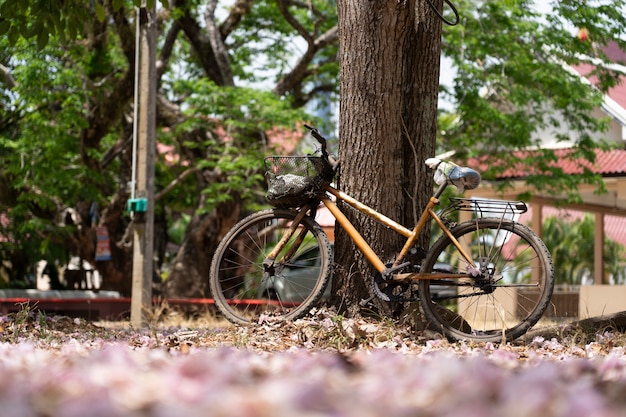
xmin=0 ymin=0 xmax=339 ymax=292
xmin=440 ymin=0 xmax=626 ymax=199
xmin=543 ymin=214 xmax=626 ymax=286
xmin=1 ymin=0 xmax=625 ymax=299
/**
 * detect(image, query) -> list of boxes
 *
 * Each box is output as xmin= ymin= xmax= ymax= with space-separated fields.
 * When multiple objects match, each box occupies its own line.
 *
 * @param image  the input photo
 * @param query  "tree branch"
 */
xmin=219 ymin=0 xmax=253 ymax=39
xmin=276 ymin=0 xmax=313 ymax=43
xmin=100 ymin=134 xmax=133 ymax=168
xmin=0 ymin=63 xmax=16 ymax=89
xmin=272 ymin=25 xmax=338 ymax=97
xmin=295 ymin=82 xmax=337 ymax=107
xmin=157 ymin=20 xmax=182 ymax=82
xmin=172 ymin=0 xmax=228 ymax=86
xmin=205 ymin=0 xmax=234 ymax=86
xmin=272 ymin=1 xmax=339 ymax=99
xmin=154 ymin=167 xmax=199 ymax=201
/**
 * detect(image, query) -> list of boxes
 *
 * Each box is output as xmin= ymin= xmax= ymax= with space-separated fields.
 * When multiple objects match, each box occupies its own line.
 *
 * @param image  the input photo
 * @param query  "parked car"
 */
xmin=258 ymin=245 xmax=330 ymax=302
xmin=258 ymin=244 xmax=456 ymax=302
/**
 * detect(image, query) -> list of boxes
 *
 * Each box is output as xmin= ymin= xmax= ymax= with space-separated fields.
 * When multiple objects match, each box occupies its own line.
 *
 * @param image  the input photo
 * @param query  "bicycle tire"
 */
xmin=209 ymin=208 xmax=333 ymax=325
xmin=418 ymin=218 xmax=554 ymax=342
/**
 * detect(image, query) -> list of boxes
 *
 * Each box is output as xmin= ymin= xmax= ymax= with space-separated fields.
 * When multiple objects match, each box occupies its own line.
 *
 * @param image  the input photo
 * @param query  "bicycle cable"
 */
xmin=425 ymin=0 xmax=460 ymax=26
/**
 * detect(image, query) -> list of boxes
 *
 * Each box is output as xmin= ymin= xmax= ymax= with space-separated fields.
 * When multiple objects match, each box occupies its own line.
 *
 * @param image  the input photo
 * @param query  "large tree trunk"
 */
xmin=333 ymin=0 xmax=442 ymax=317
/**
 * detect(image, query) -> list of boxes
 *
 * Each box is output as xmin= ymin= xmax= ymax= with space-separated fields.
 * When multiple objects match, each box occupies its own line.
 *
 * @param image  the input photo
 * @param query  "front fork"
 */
xmin=262 ymin=206 xmax=313 ymax=272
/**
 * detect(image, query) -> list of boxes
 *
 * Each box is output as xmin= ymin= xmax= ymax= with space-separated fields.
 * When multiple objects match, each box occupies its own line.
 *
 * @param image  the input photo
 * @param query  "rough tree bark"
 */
xmin=332 ymin=0 xmax=442 ymax=317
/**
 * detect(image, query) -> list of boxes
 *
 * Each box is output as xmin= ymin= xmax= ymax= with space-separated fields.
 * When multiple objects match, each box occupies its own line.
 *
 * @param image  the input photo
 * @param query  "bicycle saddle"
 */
xmin=425 ymin=158 xmax=481 ymax=193
xmin=448 ymin=166 xmax=481 ymax=191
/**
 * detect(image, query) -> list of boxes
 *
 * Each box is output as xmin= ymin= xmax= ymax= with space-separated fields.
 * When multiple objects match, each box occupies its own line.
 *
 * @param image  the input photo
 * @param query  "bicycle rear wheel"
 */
xmin=418 ymin=218 xmax=554 ymax=342
xmin=209 ymin=208 xmax=333 ymax=325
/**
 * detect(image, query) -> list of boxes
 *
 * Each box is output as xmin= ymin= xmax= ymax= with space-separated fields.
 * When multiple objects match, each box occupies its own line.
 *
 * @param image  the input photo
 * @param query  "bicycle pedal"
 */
xmin=359 ymin=296 xmax=376 ymax=306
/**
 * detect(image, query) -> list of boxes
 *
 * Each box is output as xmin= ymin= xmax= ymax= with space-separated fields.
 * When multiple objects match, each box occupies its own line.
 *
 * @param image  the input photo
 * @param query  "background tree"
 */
xmin=0 ymin=0 xmax=339 ymax=295
xmin=440 ymin=0 xmax=626 ymax=199
xmin=2 ymin=0 xmax=626 ymax=320
xmin=542 ymin=215 xmax=626 ymax=286
xmin=160 ymin=0 xmax=339 ymax=298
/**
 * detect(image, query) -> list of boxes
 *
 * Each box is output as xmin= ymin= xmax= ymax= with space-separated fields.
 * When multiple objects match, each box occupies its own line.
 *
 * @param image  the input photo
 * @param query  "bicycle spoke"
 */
xmin=419 ymin=218 xmax=554 ymax=342
xmin=209 ymin=209 xmax=333 ymax=324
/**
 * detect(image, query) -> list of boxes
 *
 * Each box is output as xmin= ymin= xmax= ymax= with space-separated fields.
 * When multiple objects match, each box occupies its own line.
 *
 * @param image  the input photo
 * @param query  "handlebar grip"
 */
xmin=304 ymin=124 xmax=324 ymax=142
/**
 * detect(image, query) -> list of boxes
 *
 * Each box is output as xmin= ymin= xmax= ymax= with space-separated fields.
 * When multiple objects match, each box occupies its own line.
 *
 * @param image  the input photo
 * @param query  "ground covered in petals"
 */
xmin=2 ymin=307 xmax=626 ymax=417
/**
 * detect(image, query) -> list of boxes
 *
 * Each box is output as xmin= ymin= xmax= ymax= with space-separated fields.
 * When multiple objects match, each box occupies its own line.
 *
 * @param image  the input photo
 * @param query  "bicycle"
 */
xmin=209 ymin=125 xmax=555 ymax=342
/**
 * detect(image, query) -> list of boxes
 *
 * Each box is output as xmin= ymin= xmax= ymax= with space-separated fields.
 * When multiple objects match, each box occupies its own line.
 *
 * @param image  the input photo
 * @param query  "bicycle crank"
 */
xmin=371 ymin=271 xmax=415 ymax=303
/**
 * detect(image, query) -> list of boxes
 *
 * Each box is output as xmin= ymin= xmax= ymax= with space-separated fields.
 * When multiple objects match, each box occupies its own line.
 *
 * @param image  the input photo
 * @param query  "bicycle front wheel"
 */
xmin=419 ymin=218 xmax=554 ymax=343
xmin=209 ymin=208 xmax=333 ymax=325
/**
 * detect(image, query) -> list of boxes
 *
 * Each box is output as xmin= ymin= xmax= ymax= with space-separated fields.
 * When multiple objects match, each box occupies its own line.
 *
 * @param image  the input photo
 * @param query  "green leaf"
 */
xmin=7 ymin=27 xmax=19 ymax=45
xmin=94 ymin=3 xmax=106 ymax=22
xmin=0 ymin=20 xmax=10 ymax=36
xmin=36 ymin=28 xmax=48 ymax=50
xmin=112 ymin=0 xmax=126 ymax=12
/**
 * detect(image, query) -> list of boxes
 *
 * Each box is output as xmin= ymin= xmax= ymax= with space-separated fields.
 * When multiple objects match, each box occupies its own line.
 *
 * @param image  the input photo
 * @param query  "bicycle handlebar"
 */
xmin=304 ymin=124 xmax=339 ymax=173
xmin=303 ymin=125 xmax=480 ymax=193
xmin=303 ymin=124 xmax=329 ymax=157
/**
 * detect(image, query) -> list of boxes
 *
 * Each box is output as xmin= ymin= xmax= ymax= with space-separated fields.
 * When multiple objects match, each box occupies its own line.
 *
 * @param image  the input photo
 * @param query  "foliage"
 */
xmin=542 ymin=214 xmax=626 ymax=285
xmin=165 ymin=78 xmax=309 ymax=213
xmin=440 ymin=0 xmax=626 ymax=200
xmin=0 ymin=35 xmax=113 ymax=276
xmin=0 ymin=0 xmax=339 ymax=290
xmin=1 ymin=0 xmax=626 ymax=294
xmin=0 ymin=0 xmax=167 ymax=48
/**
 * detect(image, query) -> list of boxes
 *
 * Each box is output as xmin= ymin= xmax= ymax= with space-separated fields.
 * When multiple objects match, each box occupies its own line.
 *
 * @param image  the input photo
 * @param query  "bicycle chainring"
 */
xmin=371 ymin=262 xmax=416 ymax=303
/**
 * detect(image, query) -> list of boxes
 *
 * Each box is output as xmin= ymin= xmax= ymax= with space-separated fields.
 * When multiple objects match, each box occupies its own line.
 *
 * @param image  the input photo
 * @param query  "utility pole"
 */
xmin=130 ymin=2 xmax=156 ymax=327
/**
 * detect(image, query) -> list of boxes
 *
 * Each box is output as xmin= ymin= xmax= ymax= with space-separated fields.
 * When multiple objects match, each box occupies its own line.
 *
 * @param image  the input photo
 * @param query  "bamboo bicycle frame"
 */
xmin=264 ymin=180 xmax=478 ymax=281
xmin=319 ymin=182 xmax=477 ymax=281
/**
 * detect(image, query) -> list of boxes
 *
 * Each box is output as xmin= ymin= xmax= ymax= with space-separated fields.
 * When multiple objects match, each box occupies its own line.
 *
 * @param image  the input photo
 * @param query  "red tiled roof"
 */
xmin=609 ymin=75 xmax=626 ymax=110
xmin=553 ymin=148 xmax=626 ymax=176
xmin=599 ymin=41 xmax=626 ymax=109
xmin=474 ymin=148 xmax=626 ymax=180
xmin=574 ymin=61 xmax=626 ymax=109
xmin=571 ymin=41 xmax=626 ymax=110
xmin=604 ymin=41 xmax=626 ymax=64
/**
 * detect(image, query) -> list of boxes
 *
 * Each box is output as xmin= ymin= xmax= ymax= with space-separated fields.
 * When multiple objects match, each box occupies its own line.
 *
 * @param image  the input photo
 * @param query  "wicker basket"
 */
xmin=264 ymin=156 xmax=326 ymax=208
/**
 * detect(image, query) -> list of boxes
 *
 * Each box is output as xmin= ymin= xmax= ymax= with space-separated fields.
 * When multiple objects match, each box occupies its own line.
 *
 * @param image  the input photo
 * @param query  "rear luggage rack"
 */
xmin=441 ymin=198 xmax=528 ymax=219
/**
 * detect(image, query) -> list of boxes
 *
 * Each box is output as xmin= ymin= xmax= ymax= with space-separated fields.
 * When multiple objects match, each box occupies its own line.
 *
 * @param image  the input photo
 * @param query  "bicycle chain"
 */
xmin=373 ymin=272 xmax=489 ymax=303
xmin=432 ymin=289 xmax=488 ymax=302
xmin=371 ymin=254 xmax=493 ymax=303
